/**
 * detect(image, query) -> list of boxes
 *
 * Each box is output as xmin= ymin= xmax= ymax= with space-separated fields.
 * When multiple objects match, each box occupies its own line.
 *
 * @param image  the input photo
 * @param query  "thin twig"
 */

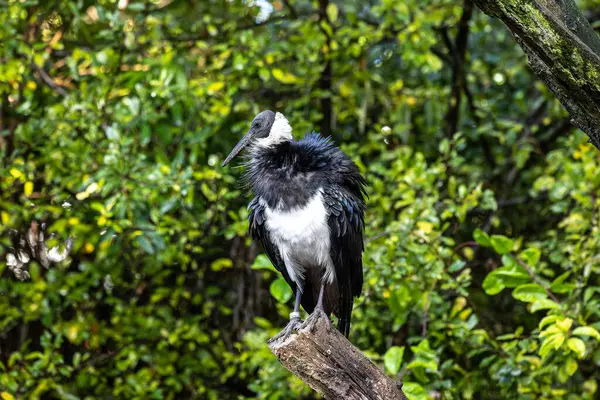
xmin=451 ymin=240 xmax=477 ymax=258
xmin=512 ymin=255 xmax=560 ymax=304
xmin=31 ymin=63 xmax=68 ymax=97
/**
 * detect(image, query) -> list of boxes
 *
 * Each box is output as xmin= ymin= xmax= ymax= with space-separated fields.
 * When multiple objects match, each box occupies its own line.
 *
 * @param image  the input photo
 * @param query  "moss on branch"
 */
xmin=473 ymin=0 xmax=600 ymax=149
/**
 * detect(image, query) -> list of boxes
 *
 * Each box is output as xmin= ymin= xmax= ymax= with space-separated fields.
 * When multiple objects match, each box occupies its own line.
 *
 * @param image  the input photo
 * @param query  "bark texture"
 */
xmin=268 ymin=316 xmax=407 ymax=400
xmin=473 ymin=0 xmax=600 ymax=149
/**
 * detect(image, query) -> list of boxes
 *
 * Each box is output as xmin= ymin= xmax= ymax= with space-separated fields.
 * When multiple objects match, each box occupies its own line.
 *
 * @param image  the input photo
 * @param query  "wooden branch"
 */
xmin=268 ymin=316 xmax=407 ymax=400
xmin=472 ymin=0 xmax=600 ymax=150
xmin=31 ymin=62 xmax=68 ymax=97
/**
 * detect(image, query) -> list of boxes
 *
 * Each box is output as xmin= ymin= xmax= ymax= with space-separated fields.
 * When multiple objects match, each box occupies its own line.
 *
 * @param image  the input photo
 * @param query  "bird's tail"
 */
xmin=337 ymin=284 xmax=354 ymax=337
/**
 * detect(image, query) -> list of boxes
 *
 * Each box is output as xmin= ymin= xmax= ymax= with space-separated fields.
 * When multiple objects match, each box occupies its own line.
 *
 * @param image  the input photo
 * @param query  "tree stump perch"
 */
xmin=268 ymin=316 xmax=408 ymax=400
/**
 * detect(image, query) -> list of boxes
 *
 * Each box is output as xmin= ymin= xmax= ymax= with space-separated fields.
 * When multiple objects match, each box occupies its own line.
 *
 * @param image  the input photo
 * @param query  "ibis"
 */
xmin=223 ymin=110 xmax=367 ymax=340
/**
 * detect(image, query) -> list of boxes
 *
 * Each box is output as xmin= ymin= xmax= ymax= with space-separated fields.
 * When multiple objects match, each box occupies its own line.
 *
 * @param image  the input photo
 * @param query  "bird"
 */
xmin=222 ymin=110 xmax=367 ymax=341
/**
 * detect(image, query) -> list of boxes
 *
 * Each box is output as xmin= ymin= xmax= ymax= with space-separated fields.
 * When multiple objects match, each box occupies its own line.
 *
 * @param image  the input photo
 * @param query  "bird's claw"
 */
xmin=268 ymin=317 xmax=302 ymax=344
xmin=299 ymin=306 xmax=330 ymax=333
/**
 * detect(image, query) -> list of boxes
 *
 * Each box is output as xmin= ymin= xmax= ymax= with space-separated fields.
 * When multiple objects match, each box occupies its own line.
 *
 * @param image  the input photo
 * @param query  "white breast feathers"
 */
xmin=263 ymin=190 xmax=335 ymax=289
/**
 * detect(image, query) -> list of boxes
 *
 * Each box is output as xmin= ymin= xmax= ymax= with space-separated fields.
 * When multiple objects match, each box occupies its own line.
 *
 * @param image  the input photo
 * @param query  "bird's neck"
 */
xmin=246 ymin=142 xmax=321 ymax=210
xmin=253 ymin=121 xmax=293 ymax=149
xmin=248 ymin=141 xmax=294 ymax=180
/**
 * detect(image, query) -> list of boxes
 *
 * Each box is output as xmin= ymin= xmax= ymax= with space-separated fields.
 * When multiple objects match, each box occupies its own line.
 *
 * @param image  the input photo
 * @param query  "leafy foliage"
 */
xmin=1 ymin=0 xmax=599 ymax=399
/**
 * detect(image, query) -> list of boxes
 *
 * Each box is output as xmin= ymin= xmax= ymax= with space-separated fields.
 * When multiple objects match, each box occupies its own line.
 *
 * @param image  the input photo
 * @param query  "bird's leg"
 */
xmin=267 ymin=288 xmax=303 ymax=343
xmin=300 ymin=283 xmax=330 ymax=332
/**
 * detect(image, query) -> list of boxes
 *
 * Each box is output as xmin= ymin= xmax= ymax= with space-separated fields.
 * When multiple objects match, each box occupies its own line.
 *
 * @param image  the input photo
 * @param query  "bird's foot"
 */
xmin=267 ymin=313 xmax=302 ymax=344
xmin=299 ymin=306 xmax=330 ymax=333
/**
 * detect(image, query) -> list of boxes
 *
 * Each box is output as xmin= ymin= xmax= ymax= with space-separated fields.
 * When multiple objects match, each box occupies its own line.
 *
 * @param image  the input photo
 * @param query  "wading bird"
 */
xmin=223 ymin=110 xmax=367 ymax=340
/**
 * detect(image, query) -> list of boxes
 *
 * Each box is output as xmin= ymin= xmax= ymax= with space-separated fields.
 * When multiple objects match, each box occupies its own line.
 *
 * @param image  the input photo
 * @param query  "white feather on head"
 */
xmin=254 ymin=112 xmax=293 ymax=148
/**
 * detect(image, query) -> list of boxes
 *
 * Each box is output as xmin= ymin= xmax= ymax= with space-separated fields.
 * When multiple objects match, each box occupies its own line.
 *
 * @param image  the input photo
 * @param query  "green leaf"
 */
xmin=439 ymin=139 xmax=450 ymax=154
xmin=550 ymin=283 xmax=576 ymax=294
xmin=556 ymin=318 xmax=573 ymax=332
xmin=572 ymin=326 xmax=600 ymax=340
xmin=448 ymin=260 xmax=466 ymax=272
xmin=584 ymin=288 xmax=599 ymax=304
xmin=253 ymin=317 xmax=272 ymax=329
xmin=520 ymin=248 xmax=541 ymax=266
xmin=326 ymin=3 xmax=338 ymax=22
xmin=407 ymin=339 xmax=438 ymax=371
xmin=565 ymin=358 xmax=578 ymax=376
xmin=512 ymin=284 xmax=547 ymax=302
xmin=210 ymin=258 xmax=233 ymax=271
xmin=9 ymin=168 xmax=22 ymax=179
xmin=383 ymin=346 xmax=405 ymax=375
xmin=127 ymin=2 xmax=146 ymax=11
xmin=482 ymin=273 xmax=504 ymax=295
xmin=490 ymin=235 xmax=514 ymax=254
xmin=473 ymin=228 xmax=491 ymax=247
xmin=539 ymin=333 xmax=565 ymax=358
xmin=583 ymin=379 xmax=598 ymax=393
xmin=258 ymin=67 xmax=270 ymax=82
xmin=483 ymin=264 xmax=530 ymax=296
xmin=540 ymin=325 xmax=562 ymax=337
xmin=207 ymin=81 xmax=225 ymax=93
xmin=501 ymin=254 xmax=518 ymax=268
xmin=539 ymin=315 xmax=560 ymax=329
xmin=272 ymin=68 xmax=299 ymax=84
xmin=269 ymin=278 xmax=292 ymax=304
xmin=406 ymin=358 xmax=438 ymax=371
xmin=136 ymin=236 xmax=154 ymax=254
xmin=567 ymin=337 xmax=586 ymax=359
xmin=550 ymin=271 xmax=570 ymax=286
xmin=200 ymin=183 xmax=217 ymax=201
xmin=492 ymin=266 xmax=530 ymax=285
xmin=530 ymin=299 xmax=560 ymax=312
xmin=251 ymin=254 xmax=276 ymax=272
xmin=550 ymin=272 xmax=575 ymax=294
xmin=388 ymin=286 xmax=409 ymax=319
xmin=401 ymin=382 xmax=427 ymax=399
xmin=426 ymin=53 xmax=443 ymax=71
xmin=24 ymin=181 xmax=34 ymax=197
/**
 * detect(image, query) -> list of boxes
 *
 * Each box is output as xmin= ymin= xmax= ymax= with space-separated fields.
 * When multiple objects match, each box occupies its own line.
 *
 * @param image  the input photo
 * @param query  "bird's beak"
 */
xmin=222 ymin=128 xmax=256 ymax=167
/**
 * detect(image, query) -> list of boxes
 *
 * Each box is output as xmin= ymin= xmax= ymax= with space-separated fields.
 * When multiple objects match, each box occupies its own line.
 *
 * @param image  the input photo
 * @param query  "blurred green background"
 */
xmin=1 ymin=0 xmax=600 ymax=398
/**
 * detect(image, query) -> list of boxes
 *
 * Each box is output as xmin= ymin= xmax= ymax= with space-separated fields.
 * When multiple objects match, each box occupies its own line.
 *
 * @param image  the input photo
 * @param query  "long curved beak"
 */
xmin=222 ymin=128 xmax=256 ymax=167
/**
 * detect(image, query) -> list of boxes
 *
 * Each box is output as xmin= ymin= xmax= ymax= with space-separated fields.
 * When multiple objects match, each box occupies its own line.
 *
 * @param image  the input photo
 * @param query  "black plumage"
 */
xmin=247 ymin=134 xmax=366 ymax=337
xmin=223 ymin=111 xmax=367 ymax=339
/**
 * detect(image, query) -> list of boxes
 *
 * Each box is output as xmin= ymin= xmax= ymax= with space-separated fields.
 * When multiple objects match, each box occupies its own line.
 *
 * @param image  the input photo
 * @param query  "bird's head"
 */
xmin=222 ymin=110 xmax=292 ymax=166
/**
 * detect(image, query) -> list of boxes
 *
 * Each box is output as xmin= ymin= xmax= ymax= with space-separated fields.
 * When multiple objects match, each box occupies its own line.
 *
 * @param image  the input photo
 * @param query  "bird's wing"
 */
xmin=323 ymin=182 xmax=366 ymax=337
xmin=248 ymin=197 xmax=295 ymax=290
